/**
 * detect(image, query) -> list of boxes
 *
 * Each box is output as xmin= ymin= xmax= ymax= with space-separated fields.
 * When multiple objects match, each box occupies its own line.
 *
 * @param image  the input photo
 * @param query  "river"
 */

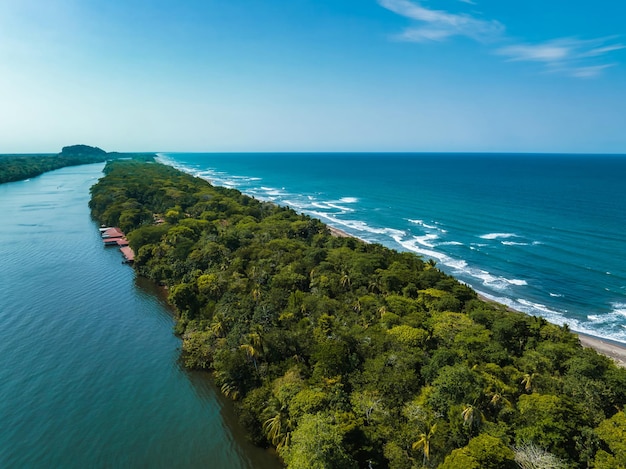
xmin=0 ymin=163 xmax=280 ymax=468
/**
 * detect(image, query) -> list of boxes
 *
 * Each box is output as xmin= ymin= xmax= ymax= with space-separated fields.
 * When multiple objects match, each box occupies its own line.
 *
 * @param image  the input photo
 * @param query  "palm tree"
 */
xmin=247 ymin=325 xmax=264 ymax=352
xmin=488 ymin=389 xmax=512 ymax=409
xmin=461 ymin=404 xmax=485 ymax=433
xmin=368 ymin=276 xmax=383 ymax=294
xmin=263 ymin=411 xmax=292 ymax=450
xmin=521 ymin=372 xmax=537 ymax=392
xmin=210 ymin=314 xmax=225 ymax=338
xmin=240 ymin=343 xmax=260 ymax=372
xmin=412 ymin=423 xmax=437 ymax=467
xmin=220 ymin=381 xmax=240 ymax=400
xmin=215 ymin=370 xmax=240 ymax=400
xmin=340 ymin=272 xmax=352 ymax=289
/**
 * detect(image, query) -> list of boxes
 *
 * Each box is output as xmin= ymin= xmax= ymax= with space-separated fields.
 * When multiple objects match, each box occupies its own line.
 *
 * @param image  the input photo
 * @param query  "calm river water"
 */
xmin=0 ymin=163 xmax=280 ymax=468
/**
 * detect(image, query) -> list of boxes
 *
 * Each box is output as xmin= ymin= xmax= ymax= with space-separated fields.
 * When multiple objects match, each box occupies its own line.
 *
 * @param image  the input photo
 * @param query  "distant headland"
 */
xmin=0 ymin=145 xmax=156 ymax=184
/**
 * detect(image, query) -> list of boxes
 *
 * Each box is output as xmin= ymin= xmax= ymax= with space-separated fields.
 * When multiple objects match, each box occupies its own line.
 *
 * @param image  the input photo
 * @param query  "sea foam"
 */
xmin=480 ymin=233 xmax=518 ymax=240
xmin=613 ymin=303 xmax=626 ymax=318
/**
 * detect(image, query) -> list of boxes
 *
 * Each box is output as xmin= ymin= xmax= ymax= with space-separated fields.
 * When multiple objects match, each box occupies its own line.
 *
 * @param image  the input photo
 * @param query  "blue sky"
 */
xmin=1 ymin=0 xmax=625 ymax=153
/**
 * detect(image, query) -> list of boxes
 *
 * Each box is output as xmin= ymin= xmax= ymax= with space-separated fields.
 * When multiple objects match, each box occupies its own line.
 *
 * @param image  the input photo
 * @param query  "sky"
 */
xmin=1 ymin=0 xmax=625 ymax=154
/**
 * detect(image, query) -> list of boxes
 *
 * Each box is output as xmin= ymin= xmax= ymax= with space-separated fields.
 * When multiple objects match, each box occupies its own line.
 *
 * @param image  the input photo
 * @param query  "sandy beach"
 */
xmin=578 ymin=333 xmax=626 ymax=368
xmin=328 ymin=226 xmax=353 ymax=238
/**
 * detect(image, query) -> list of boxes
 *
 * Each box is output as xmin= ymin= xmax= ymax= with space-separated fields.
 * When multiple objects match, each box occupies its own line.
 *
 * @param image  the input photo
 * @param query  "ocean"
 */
xmin=157 ymin=153 xmax=626 ymax=344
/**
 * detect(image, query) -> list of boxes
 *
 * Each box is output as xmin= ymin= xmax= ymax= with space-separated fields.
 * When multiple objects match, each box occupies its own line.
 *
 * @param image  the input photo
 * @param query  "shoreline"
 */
xmin=303 ymin=201 xmax=626 ymax=368
xmin=332 ymin=227 xmax=626 ymax=368
xmin=328 ymin=225 xmax=353 ymax=238
xmin=578 ymin=333 xmax=626 ymax=368
xmin=161 ymin=158 xmax=626 ymax=369
xmin=476 ymin=293 xmax=626 ymax=368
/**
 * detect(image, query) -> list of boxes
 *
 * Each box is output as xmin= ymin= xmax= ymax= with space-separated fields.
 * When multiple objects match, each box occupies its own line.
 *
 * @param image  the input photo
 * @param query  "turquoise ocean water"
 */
xmin=159 ymin=153 xmax=626 ymax=344
xmin=0 ymin=164 xmax=279 ymax=468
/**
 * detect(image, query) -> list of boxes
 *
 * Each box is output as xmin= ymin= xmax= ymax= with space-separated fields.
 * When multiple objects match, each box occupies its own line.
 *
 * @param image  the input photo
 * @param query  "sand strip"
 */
xmin=328 ymin=226 xmax=352 ymax=238
xmin=578 ymin=333 xmax=626 ymax=368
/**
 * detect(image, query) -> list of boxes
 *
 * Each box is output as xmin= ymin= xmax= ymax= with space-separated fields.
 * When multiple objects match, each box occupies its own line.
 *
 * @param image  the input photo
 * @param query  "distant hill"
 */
xmin=60 ymin=144 xmax=107 ymax=157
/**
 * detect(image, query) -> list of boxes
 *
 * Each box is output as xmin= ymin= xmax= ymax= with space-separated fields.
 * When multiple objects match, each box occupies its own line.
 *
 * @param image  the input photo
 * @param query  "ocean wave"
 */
xmin=517 ymin=298 xmax=559 ymax=315
xmin=407 ymin=219 xmax=447 ymax=232
xmin=439 ymin=241 xmax=463 ymax=246
xmin=408 ymin=219 xmax=438 ymax=230
xmin=260 ymin=187 xmax=286 ymax=197
xmin=282 ymin=199 xmax=308 ymax=210
xmin=478 ymin=291 xmax=626 ymax=344
xmin=311 ymin=202 xmax=332 ymax=210
xmin=390 ymin=233 xmax=527 ymax=290
xmin=413 ymin=234 xmax=439 ymax=248
xmin=586 ymin=311 xmax=626 ymax=324
xmin=391 ymin=234 xmax=464 ymax=268
xmin=309 ymin=212 xmax=405 ymax=238
xmin=474 ymin=271 xmax=528 ymax=290
xmin=309 ymin=201 xmax=354 ymax=214
xmin=339 ymin=197 xmax=359 ymax=203
xmin=502 ymin=241 xmax=529 ymax=246
xmin=613 ymin=303 xmax=626 ymax=318
xmin=583 ymin=307 xmax=626 ymax=341
xmin=480 ymin=233 xmax=518 ymax=240
xmin=325 ymin=202 xmax=356 ymax=213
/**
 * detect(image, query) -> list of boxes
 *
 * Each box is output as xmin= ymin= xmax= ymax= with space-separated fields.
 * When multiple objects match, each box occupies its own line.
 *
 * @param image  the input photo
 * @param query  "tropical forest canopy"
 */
xmin=89 ymin=159 xmax=626 ymax=469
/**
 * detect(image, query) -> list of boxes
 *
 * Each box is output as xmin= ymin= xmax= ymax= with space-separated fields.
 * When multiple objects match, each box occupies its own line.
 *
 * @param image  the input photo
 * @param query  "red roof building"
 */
xmin=102 ymin=227 xmax=125 ymax=239
xmin=103 ymin=237 xmax=122 ymax=245
xmin=120 ymin=246 xmax=135 ymax=262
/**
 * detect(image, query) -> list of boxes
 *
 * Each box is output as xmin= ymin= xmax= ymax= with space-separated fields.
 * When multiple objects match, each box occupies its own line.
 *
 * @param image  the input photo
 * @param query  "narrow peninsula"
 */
xmin=89 ymin=159 xmax=626 ymax=469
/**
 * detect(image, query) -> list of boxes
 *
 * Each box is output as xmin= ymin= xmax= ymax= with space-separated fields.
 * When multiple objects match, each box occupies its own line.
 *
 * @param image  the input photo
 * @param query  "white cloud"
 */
xmin=570 ymin=64 xmax=616 ymax=78
xmin=497 ymin=41 xmax=571 ymax=63
xmin=378 ymin=0 xmax=624 ymax=78
xmin=378 ymin=0 xmax=504 ymax=43
xmin=496 ymin=37 xmax=625 ymax=78
xmin=579 ymin=43 xmax=626 ymax=58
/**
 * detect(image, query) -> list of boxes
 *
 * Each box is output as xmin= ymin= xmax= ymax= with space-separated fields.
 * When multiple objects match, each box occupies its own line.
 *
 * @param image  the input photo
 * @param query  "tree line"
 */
xmin=89 ymin=159 xmax=626 ymax=469
xmin=0 ymin=145 xmax=155 ymax=184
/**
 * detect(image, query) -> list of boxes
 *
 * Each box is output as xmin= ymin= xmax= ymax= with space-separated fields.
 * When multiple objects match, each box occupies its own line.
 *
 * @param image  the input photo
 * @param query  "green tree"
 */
xmin=280 ymin=413 xmax=357 ymax=469
xmin=439 ymin=434 xmax=515 ymax=469
xmin=594 ymin=411 xmax=626 ymax=468
xmin=515 ymin=393 xmax=580 ymax=458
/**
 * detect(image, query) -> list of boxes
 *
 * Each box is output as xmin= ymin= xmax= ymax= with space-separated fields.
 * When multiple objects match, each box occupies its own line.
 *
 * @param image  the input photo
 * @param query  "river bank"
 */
xmin=0 ymin=164 xmax=280 ymax=468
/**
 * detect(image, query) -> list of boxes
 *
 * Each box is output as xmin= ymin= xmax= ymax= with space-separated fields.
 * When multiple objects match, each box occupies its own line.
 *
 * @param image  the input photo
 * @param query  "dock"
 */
xmin=100 ymin=227 xmax=135 ymax=263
